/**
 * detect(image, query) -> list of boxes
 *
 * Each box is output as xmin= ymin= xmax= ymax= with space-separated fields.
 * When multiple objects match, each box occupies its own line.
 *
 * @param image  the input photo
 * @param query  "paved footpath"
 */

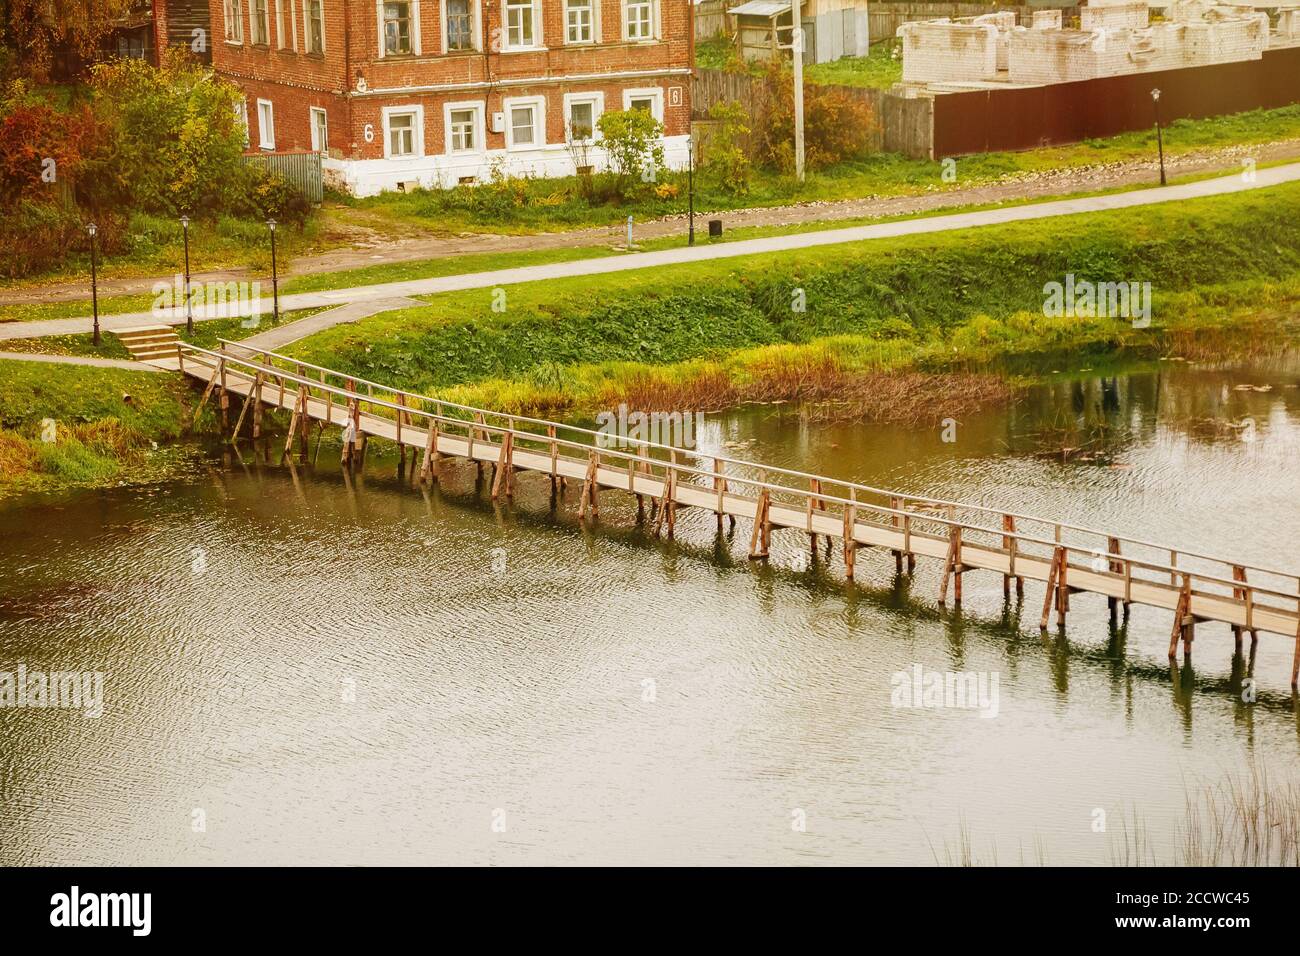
xmin=3 ymin=161 xmax=1296 ymax=344
xmin=0 ymin=351 xmax=163 ymax=371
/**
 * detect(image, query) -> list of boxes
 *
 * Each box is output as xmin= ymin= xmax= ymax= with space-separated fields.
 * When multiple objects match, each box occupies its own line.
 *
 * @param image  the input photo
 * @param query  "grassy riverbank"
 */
xmin=285 ymin=180 xmax=1300 ymax=420
xmin=0 ymin=361 xmax=208 ymax=496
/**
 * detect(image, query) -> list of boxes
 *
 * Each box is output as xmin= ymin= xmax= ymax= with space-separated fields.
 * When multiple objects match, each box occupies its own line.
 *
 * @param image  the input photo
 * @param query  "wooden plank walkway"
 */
xmin=167 ymin=340 xmax=1300 ymax=688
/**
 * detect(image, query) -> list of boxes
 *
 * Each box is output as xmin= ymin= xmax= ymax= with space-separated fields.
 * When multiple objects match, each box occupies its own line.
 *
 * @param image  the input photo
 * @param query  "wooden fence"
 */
xmin=693 ymin=67 xmax=934 ymax=159
xmin=241 ymin=150 xmax=324 ymax=203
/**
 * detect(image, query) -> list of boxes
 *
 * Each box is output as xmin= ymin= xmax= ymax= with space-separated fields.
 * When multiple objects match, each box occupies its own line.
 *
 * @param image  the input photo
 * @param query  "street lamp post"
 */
xmin=1151 ymin=88 xmax=1167 ymax=187
xmin=688 ymin=138 xmax=695 ymax=247
xmin=267 ymin=219 xmax=279 ymax=323
xmin=87 ymin=222 xmax=100 ymax=346
xmin=180 ymin=214 xmax=193 ymax=335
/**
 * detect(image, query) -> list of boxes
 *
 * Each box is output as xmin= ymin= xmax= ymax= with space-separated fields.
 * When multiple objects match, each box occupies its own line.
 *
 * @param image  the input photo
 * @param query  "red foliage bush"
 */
xmin=757 ymin=60 xmax=878 ymax=173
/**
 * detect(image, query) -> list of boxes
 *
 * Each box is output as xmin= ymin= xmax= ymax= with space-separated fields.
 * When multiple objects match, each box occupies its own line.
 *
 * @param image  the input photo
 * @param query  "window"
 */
xmin=310 ymin=107 xmax=328 ymax=152
xmin=504 ymin=0 xmax=539 ymax=49
xmin=223 ymin=0 xmax=244 ymax=43
xmin=444 ymin=102 xmax=483 ymax=153
xmin=504 ymin=96 xmax=543 ymax=149
xmin=624 ymin=88 xmax=663 ymax=123
xmin=275 ymin=0 xmax=290 ymax=48
xmin=446 ymin=0 xmax=474 ymax=51
xmin=235 ymin=100 xmax=249 ymax=147
xmin=257 ymin=99 xmax=275 ymax=150
xmin=305 ymin=0 xmax=324 ymax=52
xmin=565 ymin=0 xmax=593 ymax=43
xmin=382 ymin=1 xmax=413 ymax=55
xmin=625 ymin=0 xmax=655 ymax=40
xmin=251 ymin=0 xmax=269 ymax=43
xmin=564 ymin=92 xmax=602 ymax=142
xmin=384 ymin=106 xmax=424 ymax=158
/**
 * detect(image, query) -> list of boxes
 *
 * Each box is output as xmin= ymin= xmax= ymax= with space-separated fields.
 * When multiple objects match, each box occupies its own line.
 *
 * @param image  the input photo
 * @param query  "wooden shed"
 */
xmin=726 ymin=0 xmax=870 ymax=65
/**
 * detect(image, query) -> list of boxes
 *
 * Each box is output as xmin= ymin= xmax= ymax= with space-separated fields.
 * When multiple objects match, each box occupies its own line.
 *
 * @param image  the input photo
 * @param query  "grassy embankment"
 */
xmin=0 ymin=361 xmax=211 ymax=495
xmin=329 ymin=104 xmax=1300 ymax=235
xmin=284 ymin=180 xmax=1300 ymax=423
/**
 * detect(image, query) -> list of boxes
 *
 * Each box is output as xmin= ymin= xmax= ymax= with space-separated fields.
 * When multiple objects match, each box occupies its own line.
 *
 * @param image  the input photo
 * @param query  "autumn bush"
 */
xmin=757 ymin=59 xmax=877 ymax=173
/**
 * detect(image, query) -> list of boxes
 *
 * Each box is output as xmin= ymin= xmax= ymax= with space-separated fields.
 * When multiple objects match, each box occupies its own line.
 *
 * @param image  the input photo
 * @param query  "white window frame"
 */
xmin=256 ymin=99 xmax=276 ymax=150
xmin=622 ymin=87 xmax=664 ymax=124
xmin=623 ymin=0 xmax=659 ymax=41
xmin=562 ymin=91 xmax=603 ymax=143
xmin=303 ymin=0 xmax=325 ymax=53
xmin=382 ymin=105 xmax=425 ymax=159
xmin=443 ymin=100 xmax=485 ymax=154
xmin=564 ymin=0 xmax=597 ymax=45
xmin=441 ymin=0 xmax=481 ymax=53
xmin=503 ymin=95 xmax=545 ymax=150
xmin=224 ymin=0 xmax=244 ymax=43
xmin=251 ymin=0 xmax=270 ymax=44
xmin=502 ymin=0 xmax=543 ymax=51
xmin=310 ymin=106 xmax=329 ymax=152
xmin=377 ymin=0 xmax=422 ymax=57
xmin=235 ymin=100 xmax=250 ymax=147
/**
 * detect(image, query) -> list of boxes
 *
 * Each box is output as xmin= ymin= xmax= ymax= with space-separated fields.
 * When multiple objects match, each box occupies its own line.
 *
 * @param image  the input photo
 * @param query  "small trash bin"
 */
xmin=708 ymin=219 xmax=723 ymax=239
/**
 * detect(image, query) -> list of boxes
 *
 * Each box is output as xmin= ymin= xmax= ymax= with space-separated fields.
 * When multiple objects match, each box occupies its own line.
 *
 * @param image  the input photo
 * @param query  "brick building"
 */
xmin=153 ymin=0 xmax=693 ymax=195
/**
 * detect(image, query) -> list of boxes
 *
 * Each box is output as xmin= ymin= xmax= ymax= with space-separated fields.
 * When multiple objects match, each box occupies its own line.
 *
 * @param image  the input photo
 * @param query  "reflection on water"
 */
xmin=1 ymin=355 xmax=1298 ymax=865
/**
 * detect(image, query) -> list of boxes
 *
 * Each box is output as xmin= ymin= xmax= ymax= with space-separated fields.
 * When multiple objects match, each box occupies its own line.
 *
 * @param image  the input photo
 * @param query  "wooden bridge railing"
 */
xmin=178 ymin=339 xmax=1300 ymax=666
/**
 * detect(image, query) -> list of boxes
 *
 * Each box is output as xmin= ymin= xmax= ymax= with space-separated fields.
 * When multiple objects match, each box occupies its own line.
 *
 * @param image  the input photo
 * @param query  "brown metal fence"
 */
xmin=932 ymin=45 xmax=1300 ymax=158
xmin=241 ymin=150 xmax=324 ymax=203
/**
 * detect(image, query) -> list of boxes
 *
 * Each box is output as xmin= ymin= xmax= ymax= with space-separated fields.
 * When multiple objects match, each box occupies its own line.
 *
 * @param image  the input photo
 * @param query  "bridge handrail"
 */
xmin=211 ymin=337 xmax=1300 ymax=589
xmin=183 ymin=341 xmax=1300 ymax=608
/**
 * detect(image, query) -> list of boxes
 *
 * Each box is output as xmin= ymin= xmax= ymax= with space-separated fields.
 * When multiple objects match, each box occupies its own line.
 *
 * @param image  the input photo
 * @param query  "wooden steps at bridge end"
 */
xmin=114 ymin=325 xmax=182 ymax=368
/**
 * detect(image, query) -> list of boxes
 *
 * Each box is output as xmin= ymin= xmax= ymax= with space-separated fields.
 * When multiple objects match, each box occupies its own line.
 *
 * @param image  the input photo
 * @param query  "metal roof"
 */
xmin=728 ymin=1 xmax=791 ymax=17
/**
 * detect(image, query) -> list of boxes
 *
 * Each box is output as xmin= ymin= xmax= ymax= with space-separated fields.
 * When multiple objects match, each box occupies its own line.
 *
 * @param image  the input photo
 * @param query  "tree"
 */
xmin=87 ymin=48 xmax=247 ymax=216
xmin=0 ymin=0 xmax=139 ymax=81
xmin=758 ymin=59 xmax=877 ymax=174
xmin=596 ymin=108 xmax=665 ymax=200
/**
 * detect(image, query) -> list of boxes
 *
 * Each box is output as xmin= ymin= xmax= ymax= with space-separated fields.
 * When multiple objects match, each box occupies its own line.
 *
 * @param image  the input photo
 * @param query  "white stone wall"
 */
xmin=1080 ymin=2 xmax=1149 ymax=33
xmin=1007 ymin=29 xmax=1135 ymax=83
xmin=1280 ymin=9 xmax=1300 ymax=40
xmin=897 ymin=21 xmax=1000 ymax=83
xmin=1032 ymin=10 xmax=1063 ymax=30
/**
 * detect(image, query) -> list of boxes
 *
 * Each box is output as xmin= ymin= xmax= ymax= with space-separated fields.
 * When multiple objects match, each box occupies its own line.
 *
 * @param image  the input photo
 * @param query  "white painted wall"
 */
xmin=326 ymin=134 xmax=693 ymax=198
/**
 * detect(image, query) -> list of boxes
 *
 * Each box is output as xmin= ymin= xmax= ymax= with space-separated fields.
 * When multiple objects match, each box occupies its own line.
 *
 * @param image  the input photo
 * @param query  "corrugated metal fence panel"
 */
xmin=242 ymin=151 xmax=324 ymax=203
xmin=932 ymin=45 xmax=1300 ymax=158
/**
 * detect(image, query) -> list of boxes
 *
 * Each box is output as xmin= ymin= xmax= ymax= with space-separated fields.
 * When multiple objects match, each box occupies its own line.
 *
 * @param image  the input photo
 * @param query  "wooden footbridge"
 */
xmin=161 ymin=338 xmax=1300 ymax=689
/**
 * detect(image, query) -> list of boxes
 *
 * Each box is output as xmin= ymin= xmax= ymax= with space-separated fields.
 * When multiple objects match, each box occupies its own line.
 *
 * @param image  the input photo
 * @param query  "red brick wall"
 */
xmin=166 ymin=0 xmax=690 ymax=160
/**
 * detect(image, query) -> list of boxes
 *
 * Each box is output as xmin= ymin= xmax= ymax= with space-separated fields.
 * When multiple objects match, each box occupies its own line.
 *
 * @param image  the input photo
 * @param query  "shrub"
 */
xmin=596 ymin=108 xmax=666 ymax=200
xmin=702 ymin=100 xmax=752 ymax=196
xmin=758 ymin=60 xmax=877 ymax=173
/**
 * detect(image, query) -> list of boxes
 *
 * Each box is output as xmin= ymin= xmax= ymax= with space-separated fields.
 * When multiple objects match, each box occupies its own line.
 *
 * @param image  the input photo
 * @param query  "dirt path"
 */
xmin=3 ymin=138 xmax=1296 ymax=307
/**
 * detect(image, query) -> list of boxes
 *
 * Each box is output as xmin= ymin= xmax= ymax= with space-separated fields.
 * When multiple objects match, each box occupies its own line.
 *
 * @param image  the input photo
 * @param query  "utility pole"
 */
xmin=791 ymin=0 xmax=805 ymax=183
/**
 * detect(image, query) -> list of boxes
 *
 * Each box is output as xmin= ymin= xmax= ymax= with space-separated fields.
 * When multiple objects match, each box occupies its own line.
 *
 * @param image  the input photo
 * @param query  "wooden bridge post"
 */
xmin=891 ymin=497 xmax=904 ymax=573
xmin=807 ymin=479 xmax=824 ymax=546
xmin=491 ymin=422 xmax=515 ymax=501
xmin=748 ymin=472 xmax=771 ymax=561
xmin=1002 ymin=514 xmax=1023 ymax=599
xmin=472 ymin=413 xmax=486 ymax=480
xmin=1106 ymin=535 xmax=1122 ymax=624
xmin=547 ymin=425 xmax=559 ymax=495
xmin=939 ymin=520 xmax=963 ymax=606
xmin=903 ymin=512 xmax=915 ymax=574
xmin=841 ymin=488 xmax=857 ymax=579
xmin=654 ymin=452 xmax=679 ymax=539
xmin=420 ymin=419 xmax=439 ymax=484
xmin=713 ymin=458 xmax=730 ymax=531
xmin=1168 ymin=574 xmax=1193 ymax=660
xmin=1040 ymin=547 xmax=1065 ymax=631
xmin=230 ymin=372 xmax=261 ymax=442
xmin=578 ymin=451 xmax=600 ymax=521
xmin=1231 ymin=565 xmax=1247 ymax=652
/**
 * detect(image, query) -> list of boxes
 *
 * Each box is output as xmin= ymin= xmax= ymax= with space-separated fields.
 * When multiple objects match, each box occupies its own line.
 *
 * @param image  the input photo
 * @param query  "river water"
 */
xmin=2 ymin=354 xmax=1298 ymax=865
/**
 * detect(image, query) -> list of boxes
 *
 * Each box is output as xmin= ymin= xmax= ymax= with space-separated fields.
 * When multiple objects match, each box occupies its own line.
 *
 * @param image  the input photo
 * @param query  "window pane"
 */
xmin=569 ymin=102 xmax=593 ymax=139
xmin=630 ymin=97 xmax=653 ymax=113
xmin=447 ymin=0 xmax=472 ymax=50
xmin=384 ymin=2 xmax=411 ymax=54
xmin=567 ymin=0 xmax=591 ymax=42
xmin=390 ymin=113 xmax=415 ymax=155
xmin=510 ymin=106 xmax=534 ymax=145
xmin=450 ymin=109 xmax=475 ymax=151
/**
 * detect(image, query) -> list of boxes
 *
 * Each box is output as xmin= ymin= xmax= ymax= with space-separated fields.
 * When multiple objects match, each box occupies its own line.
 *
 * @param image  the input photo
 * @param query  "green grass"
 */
xmin=284 ymin=179 xmax=1300 ymax=417
xmin=804 ymin=42 xmax=904 ymax=90
xmin=0 ymin=359 xmax=206 ymax=494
